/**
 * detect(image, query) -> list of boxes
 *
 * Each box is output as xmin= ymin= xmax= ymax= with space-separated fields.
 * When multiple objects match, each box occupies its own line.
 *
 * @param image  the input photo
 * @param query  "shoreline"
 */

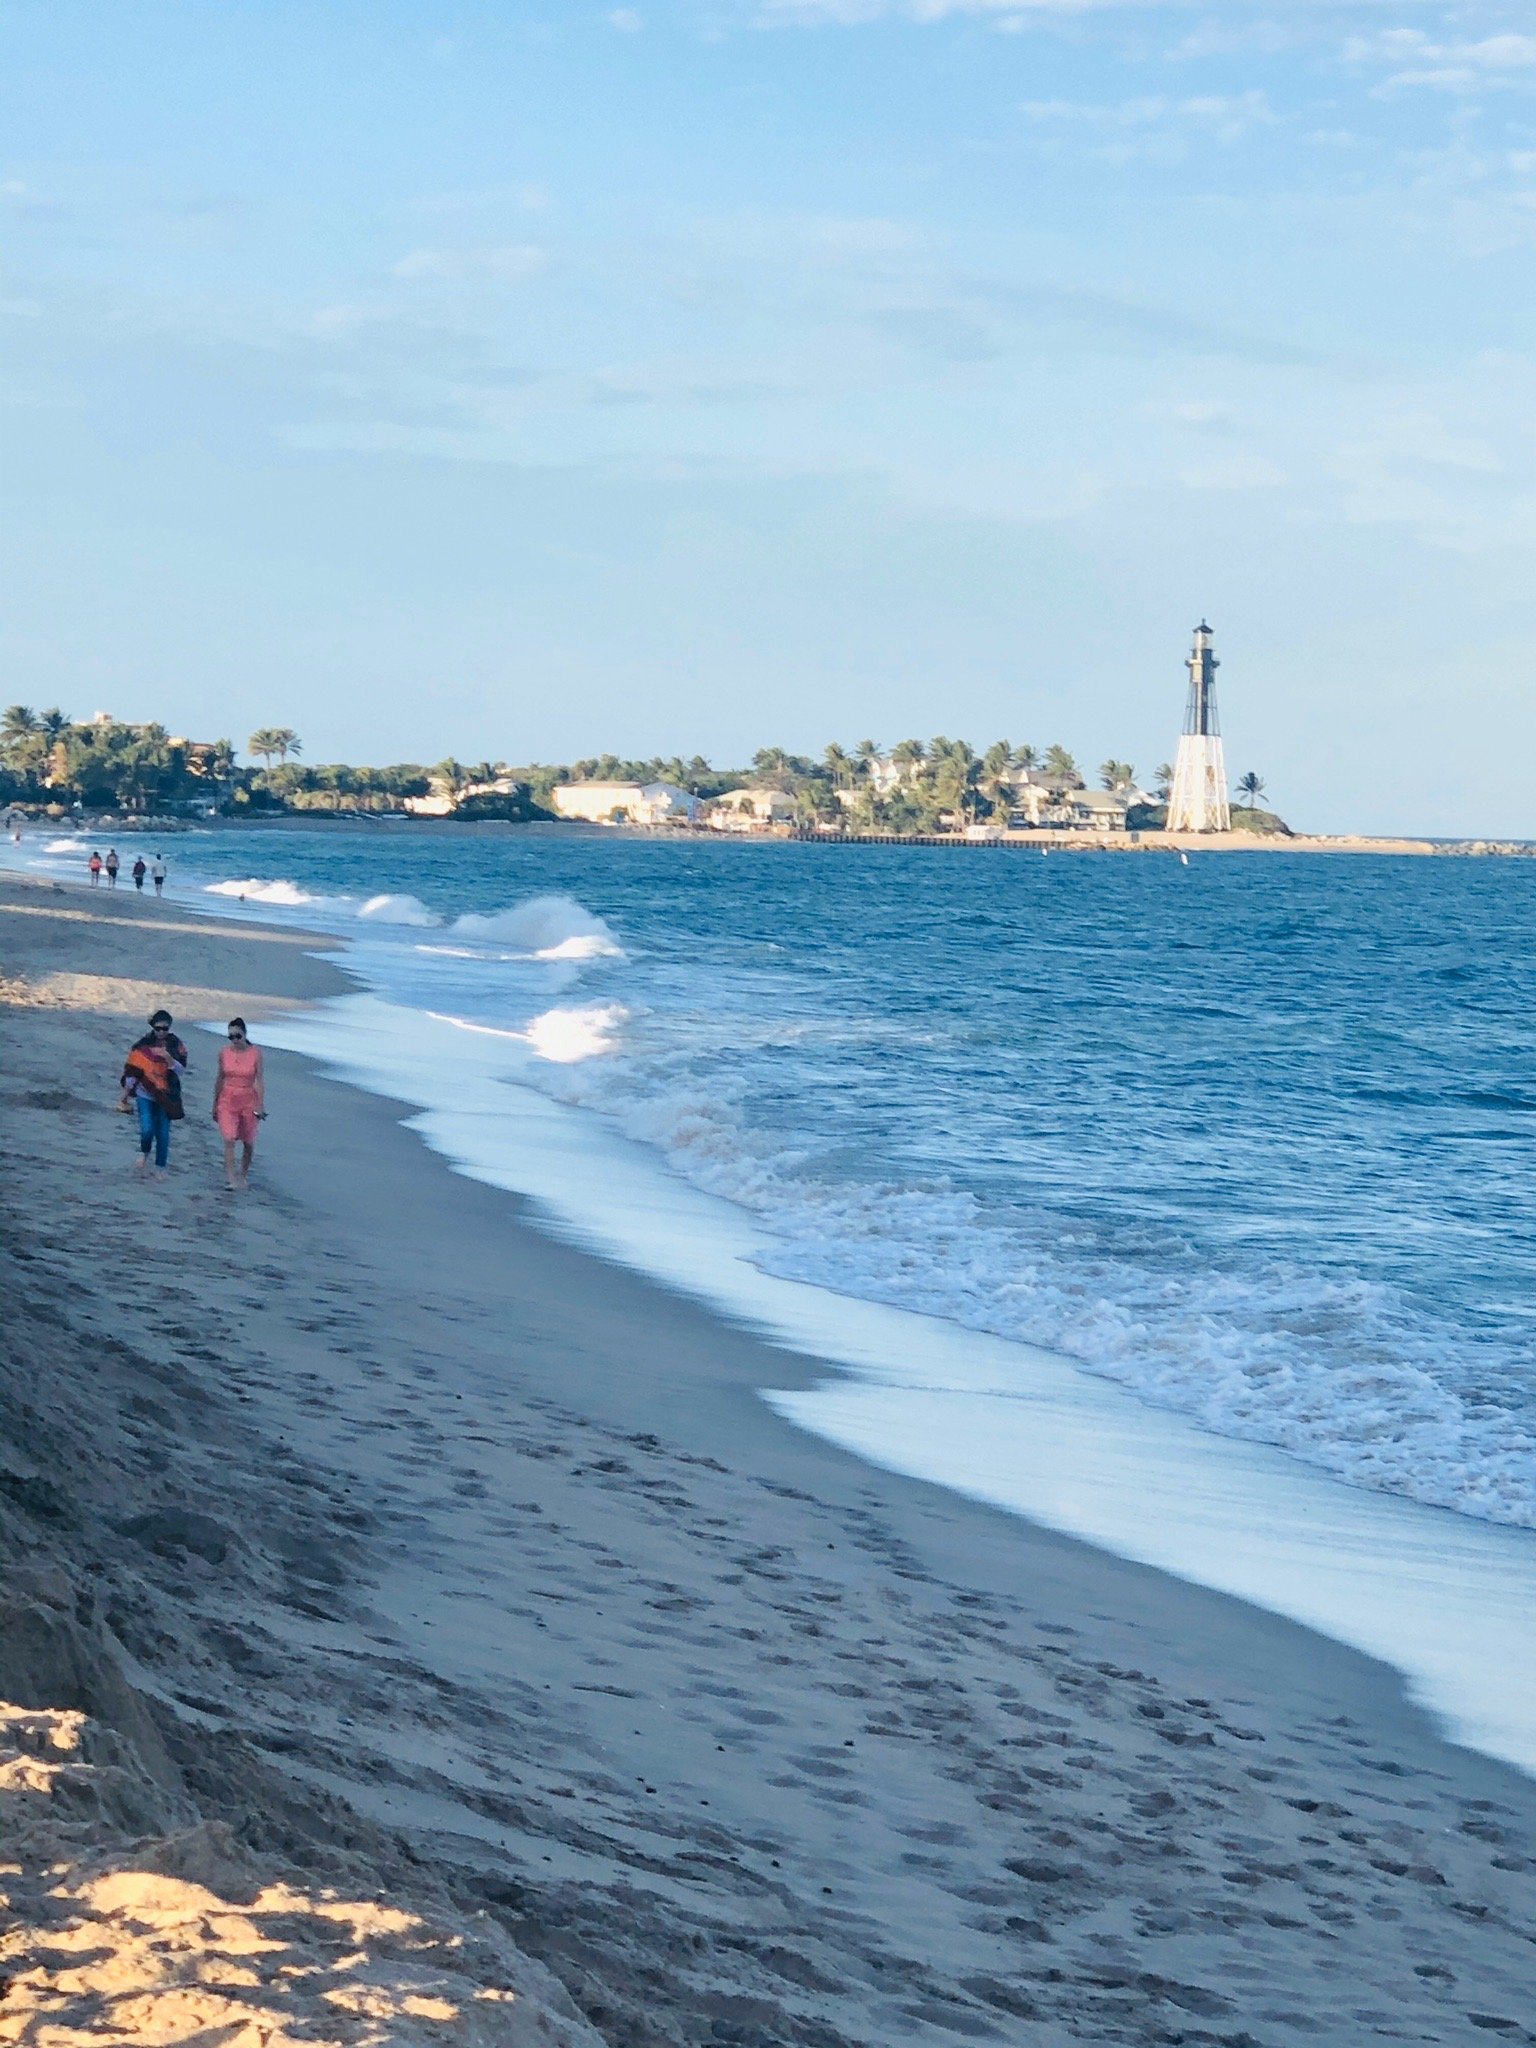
xmin=11 ymin=812 xmax=1536 ymax=856
xmin=5 ymin=872 xmax=1536 ymax=2043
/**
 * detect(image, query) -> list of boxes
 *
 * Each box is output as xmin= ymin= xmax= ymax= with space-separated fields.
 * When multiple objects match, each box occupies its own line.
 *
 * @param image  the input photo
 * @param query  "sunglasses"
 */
xmin=227 ymin=1030 xmax=245 ymax=1041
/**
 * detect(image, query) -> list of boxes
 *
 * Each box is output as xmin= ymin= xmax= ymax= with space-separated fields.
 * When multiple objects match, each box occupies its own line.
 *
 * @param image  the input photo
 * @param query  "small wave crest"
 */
xmin=531 ymin=1057 xmax=1536 ymax=1531
xmin=358 ymin=892 xmax=438 ymax=927
xmin=206 ymin=878 xmax=319 ymax=907
xmin=452 ymin=893 xmax=624 ymax=959
xmin=523 ymin=1003 xmax=629 ymax=1063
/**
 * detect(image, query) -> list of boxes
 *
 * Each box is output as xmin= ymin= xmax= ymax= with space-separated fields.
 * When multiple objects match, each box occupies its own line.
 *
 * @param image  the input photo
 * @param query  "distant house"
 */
xmin=865 ymin=756 xmax=909 ymax=795
xmin=1006 ymin=780 xmax=1056 ymax=828
xmin=553 ymin=781 xmax=646 ymax=823
xmin=553 ymin=780 xmax=700 ymax=827
xmin=1059 ymin=788 xmax=1131 ymax=831
xmin=707 ymin=788 xmax=797 ymax=832
xmin=637 ymin=781 xmax=702 ymax=825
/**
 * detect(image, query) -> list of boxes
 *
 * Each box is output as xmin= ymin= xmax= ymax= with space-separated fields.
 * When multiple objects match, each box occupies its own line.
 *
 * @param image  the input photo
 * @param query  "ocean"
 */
xmin=14 ymin=822 xmax=1536 ymax=1770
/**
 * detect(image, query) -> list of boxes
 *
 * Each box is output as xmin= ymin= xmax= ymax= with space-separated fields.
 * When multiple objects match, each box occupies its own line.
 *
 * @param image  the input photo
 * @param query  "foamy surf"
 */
xmin=242 ymin=990 xmax=1536 ymax=1781
xmin=15 ymin=827 xmax=1532 ymax=1549
xmin=451 ymin=893 xmax=625 ymax=958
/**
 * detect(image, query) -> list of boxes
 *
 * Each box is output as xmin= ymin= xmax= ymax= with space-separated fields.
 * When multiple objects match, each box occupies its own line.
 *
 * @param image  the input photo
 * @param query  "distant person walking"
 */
xmin=213 ymin=1017 xmax=264 ymax=1190
xmin=151 ymin=853 xmax=167 ymax=897
xmin=131 ymin=855 xmax=147 ymax=892
xmin=88 ymin=851 xmax=103 ymax=886
xmin=104 ymin=849 xmax=120 ymax=888
xmin=120 ymin=1010 xmax=188 ymax=1176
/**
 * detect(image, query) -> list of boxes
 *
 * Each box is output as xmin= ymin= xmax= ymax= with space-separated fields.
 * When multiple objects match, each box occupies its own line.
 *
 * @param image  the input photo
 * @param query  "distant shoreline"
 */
xmin=18 ymin=812 xmax=1535 ymax=855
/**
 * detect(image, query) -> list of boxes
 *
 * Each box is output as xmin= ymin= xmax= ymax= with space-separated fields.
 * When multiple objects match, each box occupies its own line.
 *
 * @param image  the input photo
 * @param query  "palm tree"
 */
xmin=1237 ymin=770 xmax=1267 ymax=811
xmin=930 ymin=738 xmax=980 ymax=826
xmin=891 ymin=738 xmax=927 ymax=779
xmin=434 ymin=757 xmax=465 ymax=798
xmin=1043 ymin=744 xmax=1081 ymax=789
xmin=854 ymin=738 xmax=880 ymax=778
xmin=752 ymin=746 xmax=792 ymax=785
xmin=981 ymin=740 xmax=1015 ymax=820
xmin=1 ymin=705 xmax=40 ymax=772
xmin=1154 ymin=761 xmax=1174 ymax=801
xmin=1012 ymin=743 xmax=1039 ymax=775
xmin=247 ymin=728 xmax=282 ymax=771
xmin=1099 ymin=759 xmax=1136 ymax=792
xmin=114 ymin=736 xmax=171 ymax=813
xmin=35 ymin=708 xmax=72 ymax=785
xmin=823 ymin=742 xmax=856 ymax=789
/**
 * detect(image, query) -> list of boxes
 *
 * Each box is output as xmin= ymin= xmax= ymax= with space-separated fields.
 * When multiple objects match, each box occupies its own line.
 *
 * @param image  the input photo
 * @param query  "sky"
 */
xmin=3 ymin=2 xmax=1535 ymax=834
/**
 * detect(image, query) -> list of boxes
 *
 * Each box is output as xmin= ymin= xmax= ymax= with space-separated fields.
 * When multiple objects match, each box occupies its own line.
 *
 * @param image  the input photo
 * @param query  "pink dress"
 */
xmin=216 ymin=1043 xmax=262 ymax=1144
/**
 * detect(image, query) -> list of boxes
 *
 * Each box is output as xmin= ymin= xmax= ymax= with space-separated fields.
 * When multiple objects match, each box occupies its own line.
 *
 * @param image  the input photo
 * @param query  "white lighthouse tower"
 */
xmin=1165 ymin=620 xmax=1230 ymax=834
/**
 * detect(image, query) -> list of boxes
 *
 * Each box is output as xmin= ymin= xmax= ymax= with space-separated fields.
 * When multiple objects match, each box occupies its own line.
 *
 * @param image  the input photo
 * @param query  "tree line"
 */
xmin=0 ymin=708 xmax=1270 ymax=828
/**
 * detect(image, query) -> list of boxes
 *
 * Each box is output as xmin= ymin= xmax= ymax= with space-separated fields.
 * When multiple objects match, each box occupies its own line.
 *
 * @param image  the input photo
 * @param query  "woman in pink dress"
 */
xmin=213 ymin=1017 xmax=265 ymax=1189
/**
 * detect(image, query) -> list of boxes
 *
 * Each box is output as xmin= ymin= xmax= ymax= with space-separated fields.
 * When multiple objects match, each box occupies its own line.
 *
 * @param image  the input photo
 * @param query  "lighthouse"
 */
xmin=1165 ymin=620 xmax=1230 ymax=834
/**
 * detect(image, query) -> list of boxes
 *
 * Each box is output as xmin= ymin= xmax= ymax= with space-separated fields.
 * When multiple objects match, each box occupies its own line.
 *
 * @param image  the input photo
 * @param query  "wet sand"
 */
xmin=4 ymin=869 xmax=1536 ymax=2047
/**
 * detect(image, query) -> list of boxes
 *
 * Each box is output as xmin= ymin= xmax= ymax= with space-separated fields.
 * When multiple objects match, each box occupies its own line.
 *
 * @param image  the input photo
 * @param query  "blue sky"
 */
xmin=3 ymin=2 xmax=1535 ymax=832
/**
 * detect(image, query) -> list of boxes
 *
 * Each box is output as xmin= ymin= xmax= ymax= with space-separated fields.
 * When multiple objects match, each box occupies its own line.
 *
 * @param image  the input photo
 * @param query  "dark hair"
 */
xmin=227 ymin=1017 xmax=247 ymax=1033
xmin=149 ymin=1009 xmax=173 ymax=1027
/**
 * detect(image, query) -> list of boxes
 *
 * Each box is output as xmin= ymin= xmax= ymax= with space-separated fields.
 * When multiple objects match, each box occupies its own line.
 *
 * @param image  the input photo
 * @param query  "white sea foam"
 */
xmin=531 ymin=1056 xmax=1536 ymax=1531
xmin=451 ymin=892 xmax=624 ymax=959
xmin=522 ymin=1004 xmax=631 ymax=1063
xmin=206 ymin=877 xmax=322 ymax=906
xmin=535 ymin=932 xmax=625 ymax=961
xmin=169 ymin=861 xmax=1536 ymax=1534
xmin=358 ymin=892 xmax=438 ymax=927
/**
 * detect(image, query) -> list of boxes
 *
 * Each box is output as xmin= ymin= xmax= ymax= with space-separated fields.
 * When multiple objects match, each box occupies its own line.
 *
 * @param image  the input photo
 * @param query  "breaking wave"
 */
xmin=534 ymin=1058 xmax=1536 ymax=1531
xmin=206 ymin=877 xmax=325 ymax=908
xmin=358 ymin=892 xmax=438 ymax=926
xmin=452 ymin=893 xmax=624 ymax=959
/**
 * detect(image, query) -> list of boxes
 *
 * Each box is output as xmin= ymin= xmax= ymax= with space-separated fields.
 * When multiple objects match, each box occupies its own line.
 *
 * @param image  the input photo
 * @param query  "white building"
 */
xmin=1059 ymin=788 xmax=1132 ymax=831
xmin=552 ymin=780 xmax=700 ymax=827
xmin=707 ymin=787 xmax=798 ymax=832
xmin=1166 ymin=621 xmax=1230 ymax=833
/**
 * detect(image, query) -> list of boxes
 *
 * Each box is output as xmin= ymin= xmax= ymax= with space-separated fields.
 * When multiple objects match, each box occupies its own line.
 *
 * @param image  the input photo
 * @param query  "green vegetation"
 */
xmin=0 ymin=709 xmax=435 ymax=817
xmin=0 ymin=710 xmax=1282 ymax=833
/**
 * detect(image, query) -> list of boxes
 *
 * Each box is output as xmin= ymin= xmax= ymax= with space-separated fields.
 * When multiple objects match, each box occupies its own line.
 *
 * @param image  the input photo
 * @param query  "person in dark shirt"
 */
xmin=119 ymin=1009 xmax=188 ymax=1175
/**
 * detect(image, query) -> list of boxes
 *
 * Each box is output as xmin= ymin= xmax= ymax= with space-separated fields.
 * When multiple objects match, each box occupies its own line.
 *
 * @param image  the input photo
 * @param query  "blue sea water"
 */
xmin=15 ymin=823 xmax=1536 ymax=1769
xmin=28 ymin=823 xmax=1536 ymax=1528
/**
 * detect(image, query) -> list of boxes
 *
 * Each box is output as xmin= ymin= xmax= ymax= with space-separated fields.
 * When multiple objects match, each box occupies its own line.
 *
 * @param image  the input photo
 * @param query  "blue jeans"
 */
xmin=136 ymin=1095 xmax=171 ymax=1168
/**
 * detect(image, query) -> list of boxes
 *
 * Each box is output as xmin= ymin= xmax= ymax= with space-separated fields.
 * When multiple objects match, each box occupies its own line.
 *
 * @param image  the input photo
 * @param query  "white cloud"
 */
xmin=392 ymin=244 xmax=547 ymax=282
xmin=1346 ymin=27 xmax=1536 ymax=96
xmin=1020 ymin=89 xmax=1275 ymax=152
xmin=759 ymin=0 xmax=1134 ymax=24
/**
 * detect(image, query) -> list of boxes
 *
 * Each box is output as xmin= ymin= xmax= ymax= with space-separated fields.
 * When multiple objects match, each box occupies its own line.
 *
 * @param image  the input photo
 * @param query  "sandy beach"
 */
xmin=4 ymin=869 xmax=1536 ymax=2047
